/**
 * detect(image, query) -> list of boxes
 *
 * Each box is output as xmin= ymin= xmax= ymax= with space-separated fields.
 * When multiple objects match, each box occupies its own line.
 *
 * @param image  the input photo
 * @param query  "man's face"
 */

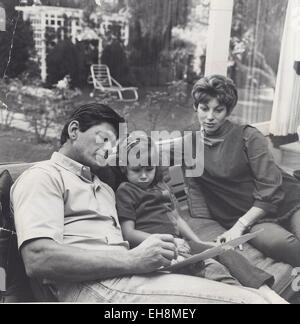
xmin=73 ymin=122 xmax=117 ymax=169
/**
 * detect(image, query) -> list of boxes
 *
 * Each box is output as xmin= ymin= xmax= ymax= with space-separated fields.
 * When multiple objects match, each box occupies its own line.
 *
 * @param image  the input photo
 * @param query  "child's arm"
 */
xmin=176 ymin=214 xmax=217 ymax=247
xmin=121 ymin=220 xmax=151 ymax=248
xmin=117 ymin=184 xmax=151 ymax=248
xmin=176 ymin=214 xmax=202 ymax=243
xmin=166 ymin=183 xmax=216 ymax=247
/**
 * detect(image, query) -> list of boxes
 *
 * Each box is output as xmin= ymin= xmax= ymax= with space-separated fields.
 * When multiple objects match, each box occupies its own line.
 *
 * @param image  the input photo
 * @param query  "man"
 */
xmin=11 ymin=103 xmax=271 ymax=303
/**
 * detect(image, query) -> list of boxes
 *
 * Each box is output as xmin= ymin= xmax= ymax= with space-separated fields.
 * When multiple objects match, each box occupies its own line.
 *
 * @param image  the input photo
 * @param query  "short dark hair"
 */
xmin=192 ymin=75 xmax=238 ymax=114
xmin=60 ymin=103 xmax=125 ymax=146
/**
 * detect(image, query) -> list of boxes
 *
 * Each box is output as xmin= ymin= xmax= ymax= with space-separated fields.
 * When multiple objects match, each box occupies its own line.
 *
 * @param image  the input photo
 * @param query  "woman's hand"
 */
xmin=216 ymin=221 xmax=246 ymax=245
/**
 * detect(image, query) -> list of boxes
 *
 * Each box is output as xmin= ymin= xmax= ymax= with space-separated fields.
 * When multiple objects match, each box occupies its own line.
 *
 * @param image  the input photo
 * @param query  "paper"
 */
xmin=163 ymin=230 xmax=263 ymax=272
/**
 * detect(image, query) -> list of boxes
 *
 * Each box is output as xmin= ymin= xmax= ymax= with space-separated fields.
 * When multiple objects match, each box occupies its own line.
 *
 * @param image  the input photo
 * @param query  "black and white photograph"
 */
xmin=0 ymin=0 xmax=300 ymax=306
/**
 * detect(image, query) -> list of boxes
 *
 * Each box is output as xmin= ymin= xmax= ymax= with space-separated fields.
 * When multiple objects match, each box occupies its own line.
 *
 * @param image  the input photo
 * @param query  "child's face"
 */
xmin=127 ymin=165 xmax=156 ymax=189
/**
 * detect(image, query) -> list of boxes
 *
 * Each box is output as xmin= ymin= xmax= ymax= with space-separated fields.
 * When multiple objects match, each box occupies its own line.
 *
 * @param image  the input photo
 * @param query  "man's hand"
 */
xmin=216 ymin=221 xmax=246 ymax=246
xmin=129 ymin=234 xmax=177 ymax=274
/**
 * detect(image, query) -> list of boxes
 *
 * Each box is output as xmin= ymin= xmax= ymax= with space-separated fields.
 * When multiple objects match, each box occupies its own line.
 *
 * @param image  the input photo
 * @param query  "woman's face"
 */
xmin=196 ymin=98 xmax=228 ymax=135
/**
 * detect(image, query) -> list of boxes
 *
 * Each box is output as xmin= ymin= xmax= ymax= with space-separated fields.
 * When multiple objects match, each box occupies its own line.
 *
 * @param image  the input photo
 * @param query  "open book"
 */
xmin=162 ymin=230 xmax=263 ymax=272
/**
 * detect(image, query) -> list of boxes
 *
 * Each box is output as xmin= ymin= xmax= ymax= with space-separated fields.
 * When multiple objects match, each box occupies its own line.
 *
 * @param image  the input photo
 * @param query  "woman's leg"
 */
xmin=250 ymin=223 xmax=300 ymax=267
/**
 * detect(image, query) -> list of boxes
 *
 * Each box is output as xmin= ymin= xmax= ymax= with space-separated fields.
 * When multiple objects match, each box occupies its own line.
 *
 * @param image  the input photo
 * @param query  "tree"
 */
xmin=126 ymin=0 xmax=190 ymax=85
xmin=46 ymin=39 xmax=84 ymax=87
xmin=0 ymin=0 xmax=37 ymax=79
xmin=127 ymin=0 xmax=189 ymax=66
xmin=101 ymin=36 xmax=129 ymax=84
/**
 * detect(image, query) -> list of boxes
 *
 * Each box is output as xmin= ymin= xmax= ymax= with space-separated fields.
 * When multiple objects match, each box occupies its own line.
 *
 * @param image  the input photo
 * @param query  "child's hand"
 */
xmin=174 ymin=238 xmax=191 ymax=256
xmin=200 ymin=241 xmax=219 ymax=248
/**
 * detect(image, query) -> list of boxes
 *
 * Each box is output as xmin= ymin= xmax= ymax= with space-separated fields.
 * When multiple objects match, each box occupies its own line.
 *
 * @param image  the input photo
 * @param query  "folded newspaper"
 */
xmin=163 ymin=230 xmax=263 ymax=272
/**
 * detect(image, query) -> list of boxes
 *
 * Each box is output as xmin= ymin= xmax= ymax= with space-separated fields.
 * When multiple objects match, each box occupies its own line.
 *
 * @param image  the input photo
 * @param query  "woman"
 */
xmin=188 ymin=75 xmax=300 ymax=267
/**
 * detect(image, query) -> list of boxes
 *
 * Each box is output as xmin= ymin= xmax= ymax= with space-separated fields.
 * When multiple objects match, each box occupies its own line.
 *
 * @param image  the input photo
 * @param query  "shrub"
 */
xmin=0 ymin=77 xmax=81 ymax=143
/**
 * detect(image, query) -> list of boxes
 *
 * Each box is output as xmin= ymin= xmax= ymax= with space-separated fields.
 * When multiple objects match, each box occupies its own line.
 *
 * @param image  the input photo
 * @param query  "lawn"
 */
xmin=0 ymin=84 xmax=197 ymax=165
xmin=78 ymin=85 xmax=197 ymax=133
xmin=0 ymin=127 xmax=57 ymax=164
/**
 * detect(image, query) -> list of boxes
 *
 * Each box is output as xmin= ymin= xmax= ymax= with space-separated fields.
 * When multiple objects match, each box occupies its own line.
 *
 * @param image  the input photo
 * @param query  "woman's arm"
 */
xmin=121 ymin=220 xmax=151 ymax=248
xmin=245 ymin=127 xmax=285 ymax=215
xmin=240 ymin=206 xmax=266 ymax=228
xmin=217 ymin=207 xmax=266 ymax=244
xmin=218 ymin=127 xmax=283 ymax=243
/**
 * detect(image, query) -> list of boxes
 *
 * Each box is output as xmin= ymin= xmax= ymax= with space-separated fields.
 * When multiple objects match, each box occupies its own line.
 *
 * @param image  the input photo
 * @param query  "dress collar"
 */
xmin=201 ymin=120 xmax=232 ymax=147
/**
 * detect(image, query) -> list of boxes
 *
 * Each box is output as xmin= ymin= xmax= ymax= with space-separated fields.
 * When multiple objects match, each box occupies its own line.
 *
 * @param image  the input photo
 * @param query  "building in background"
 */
xmin=92 ymin=11 xmax=129 ymax=46
xmin=16 ymin=0 xmax=129 ymax=81
xmin=16 ymin=2 xmax=83 ymax=81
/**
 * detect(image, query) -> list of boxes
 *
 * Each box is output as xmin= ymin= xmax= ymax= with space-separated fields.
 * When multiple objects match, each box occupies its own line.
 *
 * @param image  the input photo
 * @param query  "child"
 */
xmin=116 ymin=136 xmax=286 ymax=301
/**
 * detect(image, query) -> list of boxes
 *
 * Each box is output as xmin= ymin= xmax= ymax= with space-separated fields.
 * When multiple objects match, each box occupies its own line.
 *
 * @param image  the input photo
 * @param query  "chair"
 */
xmin=1 ymin=161 xmax=298 ymax=302
xmin=90 ymin=64 xmax=138 ymax=102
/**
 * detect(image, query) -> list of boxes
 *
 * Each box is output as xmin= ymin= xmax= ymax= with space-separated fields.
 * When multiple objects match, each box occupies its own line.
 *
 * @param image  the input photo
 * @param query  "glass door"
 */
xmin=228 ymin=0 xmax=288 ymax=125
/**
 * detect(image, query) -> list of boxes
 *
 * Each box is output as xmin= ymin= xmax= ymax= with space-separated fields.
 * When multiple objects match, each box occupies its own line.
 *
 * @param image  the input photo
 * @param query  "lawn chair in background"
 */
xmin=90 ymin=64 xmax=138 ymax=102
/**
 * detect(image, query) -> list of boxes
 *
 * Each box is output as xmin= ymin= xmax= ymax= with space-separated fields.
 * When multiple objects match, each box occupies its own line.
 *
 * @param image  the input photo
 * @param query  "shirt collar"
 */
xmin=51 ymin=152 xmax=93 ymax=182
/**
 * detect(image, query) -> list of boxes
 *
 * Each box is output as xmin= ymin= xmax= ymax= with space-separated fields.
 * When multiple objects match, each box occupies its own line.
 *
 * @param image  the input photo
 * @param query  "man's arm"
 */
xmin=21 ymin=235 xmax=177 ymax=282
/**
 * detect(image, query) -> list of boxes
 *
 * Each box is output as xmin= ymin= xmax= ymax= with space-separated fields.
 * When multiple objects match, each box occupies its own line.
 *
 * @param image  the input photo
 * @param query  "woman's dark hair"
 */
xmin=119 ymin=136 xmax=164 ymax=186
xmin=192 ymin=75 xmax=238 ymax=114
xmin=60 ymin=103 xmax=125 ymax=146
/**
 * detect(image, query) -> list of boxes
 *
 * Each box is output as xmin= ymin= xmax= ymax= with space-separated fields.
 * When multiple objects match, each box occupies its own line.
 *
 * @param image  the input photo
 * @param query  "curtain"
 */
xmin=270 ymin=0 xmax=300 ymax=136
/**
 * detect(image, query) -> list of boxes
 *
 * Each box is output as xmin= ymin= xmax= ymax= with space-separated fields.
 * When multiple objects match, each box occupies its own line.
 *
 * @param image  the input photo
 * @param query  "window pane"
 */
xmin=228 ymin=0 xmax=288 ymax=124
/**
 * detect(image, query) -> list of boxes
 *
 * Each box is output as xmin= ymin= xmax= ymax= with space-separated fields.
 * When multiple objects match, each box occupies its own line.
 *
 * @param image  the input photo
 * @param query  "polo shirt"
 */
xmin=11 ymin=152 xmax=129 ymax=251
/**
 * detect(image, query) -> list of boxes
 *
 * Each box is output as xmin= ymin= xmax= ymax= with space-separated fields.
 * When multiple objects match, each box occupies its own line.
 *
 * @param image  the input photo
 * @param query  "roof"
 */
xmin=15 ymin=5 xmax=83 ymax=14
